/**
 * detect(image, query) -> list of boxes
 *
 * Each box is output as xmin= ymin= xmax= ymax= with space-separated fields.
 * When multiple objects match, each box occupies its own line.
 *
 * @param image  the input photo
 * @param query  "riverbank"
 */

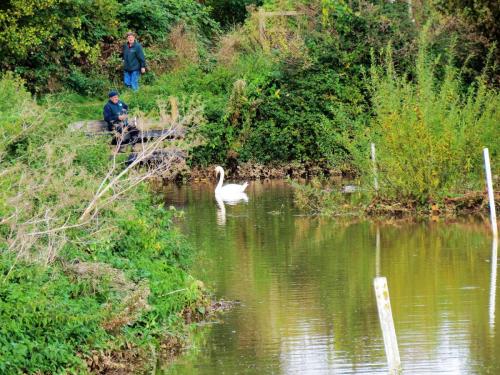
xmin=0 ymin=75 xmax=213 ymax=374
xmin=167 ymin=160 xmax=498 ymax=219
xmin=85 ymin=296 xmax=235 ymax=374
xmin=366 ymin=192 xmax=500 ymax=218
xmin=186 ymin=162 xmax=346 ymax=181
xmin=291 ymin=176 xmax=499 ymax=220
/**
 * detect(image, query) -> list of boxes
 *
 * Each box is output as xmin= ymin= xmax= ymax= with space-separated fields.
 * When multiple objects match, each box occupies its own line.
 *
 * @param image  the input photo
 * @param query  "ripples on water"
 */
xmin=162 ymin=181 xmax=499 ymax=374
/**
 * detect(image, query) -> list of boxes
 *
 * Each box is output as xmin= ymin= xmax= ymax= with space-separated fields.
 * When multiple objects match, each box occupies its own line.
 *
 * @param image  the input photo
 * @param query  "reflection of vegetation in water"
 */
xmin=160 ymin=321 xmax=211 ymax=374
xmin=166 ymin=182 xmax=500 ymax=373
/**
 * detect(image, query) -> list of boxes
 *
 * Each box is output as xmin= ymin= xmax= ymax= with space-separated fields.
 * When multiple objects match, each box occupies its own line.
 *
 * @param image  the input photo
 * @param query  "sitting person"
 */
xmin=103 ymin=91 xmax=139 ymax=144
xmin=103 ymin=91 xmax=128 ymax=130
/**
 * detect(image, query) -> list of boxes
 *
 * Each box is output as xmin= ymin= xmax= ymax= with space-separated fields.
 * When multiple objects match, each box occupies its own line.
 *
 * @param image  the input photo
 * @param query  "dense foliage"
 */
xmin=205 ymin=0 xmax=263 ymax=27
xmin=1 ymin=0 xmax=500 ymax=369
xmin=0 ymin=0 xmax=220 ymax=93
xmin=187 ymin=1 xmax=417 ymax=166
xmin=365 ymin=40 xmax=500 ymax=203
xmin=118 ymin=0 xmax=220 ymax=43
xmin=0 ymin=75 xmax=202 ymax=373
xmin=0 ymin=0 xmax=120 ymax=92
xmin=432 ymin=0 xmax=500 ymax=83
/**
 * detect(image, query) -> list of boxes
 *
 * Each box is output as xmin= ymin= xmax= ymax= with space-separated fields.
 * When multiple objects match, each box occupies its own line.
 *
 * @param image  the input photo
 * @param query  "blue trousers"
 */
xmin=124 ymin=70 xmax=140 ymax=91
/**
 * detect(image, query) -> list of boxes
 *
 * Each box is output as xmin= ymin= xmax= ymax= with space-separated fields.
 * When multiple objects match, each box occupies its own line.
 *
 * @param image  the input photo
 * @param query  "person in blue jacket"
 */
xmin=103 ymin=91 xmax=128 ymax=130
xmin=103 ymin=91 xmax=139 ymax=145
xmin=122 ymin=32 xmax=146 ymax=91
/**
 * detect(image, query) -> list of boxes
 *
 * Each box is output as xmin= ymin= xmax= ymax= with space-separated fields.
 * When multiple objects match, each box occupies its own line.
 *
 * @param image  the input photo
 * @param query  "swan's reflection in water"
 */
xmin=215 ymin=193 xmax=248 ymax=226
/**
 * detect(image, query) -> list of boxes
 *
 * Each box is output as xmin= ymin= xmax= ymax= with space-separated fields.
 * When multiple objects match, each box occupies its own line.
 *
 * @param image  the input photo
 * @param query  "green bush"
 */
xmin=0 ymin=0 xmax=120 ymax=92
xmin=0 ymin=73 xmax=36 ymax=157
xmin=0 ymin=0 xmax=220 ymax=92
xmin=66 ymin=67 xmax=110 ymax=97
xmin=188 ymin=1 xmax=418 ymax=167
xmin=0 ymin=257 xmax=109 ymax=373
xmin=205 ymin=0 xmax=263 ymax=28
xmin=365 ymin=37 xmax=500 ymax=203
xmin=319 ymin=0 xmax=417 ymax=71
xmin=119 ymin=0 xmax=220 ymax=44
xmin=74 ymin=140 xmax=111 ymax=176
xmin=186 ymin=53 xmax=275 ymax=164
xmin=432 ymin=0 xmax=500 ymax=84
xmin=239 ymin=62 xmax=367 ymax=164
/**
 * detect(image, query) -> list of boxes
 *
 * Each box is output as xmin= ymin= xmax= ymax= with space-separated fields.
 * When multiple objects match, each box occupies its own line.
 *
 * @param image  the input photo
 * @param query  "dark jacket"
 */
xmin=103 ymin=100 xmax=128 ymax=124
xmin=122 ymin=41 xmax=146 ymax=72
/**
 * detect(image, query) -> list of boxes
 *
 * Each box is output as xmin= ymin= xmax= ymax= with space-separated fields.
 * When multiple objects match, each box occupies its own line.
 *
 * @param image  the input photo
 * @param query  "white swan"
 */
xmin=214 ymin=166 xmax=248 ymax=199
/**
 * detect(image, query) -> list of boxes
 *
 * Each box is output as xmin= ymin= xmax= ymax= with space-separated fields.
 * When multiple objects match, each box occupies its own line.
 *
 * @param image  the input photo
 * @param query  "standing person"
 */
xmin=122 ymin=32 xmax=146 ymax=91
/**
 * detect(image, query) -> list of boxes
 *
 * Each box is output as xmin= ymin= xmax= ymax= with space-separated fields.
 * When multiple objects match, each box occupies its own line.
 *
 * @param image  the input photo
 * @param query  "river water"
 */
xmin=161 ymin=180 xmax=499 ymax=374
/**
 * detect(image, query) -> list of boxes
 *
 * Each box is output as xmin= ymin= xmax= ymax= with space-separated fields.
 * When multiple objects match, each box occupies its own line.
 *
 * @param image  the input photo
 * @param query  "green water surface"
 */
xmin=162 ymin=181 xmax=498 ymax=374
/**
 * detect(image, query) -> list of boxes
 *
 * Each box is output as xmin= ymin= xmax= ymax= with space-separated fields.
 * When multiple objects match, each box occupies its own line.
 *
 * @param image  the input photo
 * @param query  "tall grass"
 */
xmin=366 ymin=35 xmax=499 ymax=204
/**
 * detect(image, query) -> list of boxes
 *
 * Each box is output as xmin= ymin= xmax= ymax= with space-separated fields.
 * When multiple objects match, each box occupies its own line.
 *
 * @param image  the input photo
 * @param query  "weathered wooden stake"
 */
xmin=490 ymin=237 xmax=498 ymax=334
xmin=374 ymin=277 xmax=401 ymax=373
xmin=483 ymin=148 xmax=498 ymax=238
xmin=407 ymin=0 xmax=414 ymax=22
xmin=258 ymin=8 xmax=266 ymax=46
xmin=371 ymin=143 xmax=379 ymax=192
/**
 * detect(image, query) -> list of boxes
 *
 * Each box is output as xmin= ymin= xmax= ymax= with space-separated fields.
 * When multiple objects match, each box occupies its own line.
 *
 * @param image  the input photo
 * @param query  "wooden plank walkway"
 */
xmin=69 ymin=119 xmax=186 ymax=139
xmin=69 ymin=118 xmax=188 ymax=168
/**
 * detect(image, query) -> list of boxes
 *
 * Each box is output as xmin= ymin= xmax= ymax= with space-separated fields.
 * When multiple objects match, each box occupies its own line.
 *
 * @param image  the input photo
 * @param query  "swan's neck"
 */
xmin=216 ymin=196 xmax=226 ymax=225
xmin=216 ymin=195 xmax=225 ymax=212
xmin=216 ymin=169 xmax=224 ymax=191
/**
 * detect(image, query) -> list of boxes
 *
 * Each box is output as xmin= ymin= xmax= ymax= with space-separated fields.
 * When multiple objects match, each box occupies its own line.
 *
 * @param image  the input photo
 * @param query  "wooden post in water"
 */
xmin=374 ymin=277 xmax=401 ymax=373
xmin=376 ymin=226 xmax=381 ymax=277
xmin=483 ymin=148 xmax=498 ymax=238
xmin=371 ymin=143 xmax=379 ymax=192
xmin=490 ymin=237 xmax=498 ymax=334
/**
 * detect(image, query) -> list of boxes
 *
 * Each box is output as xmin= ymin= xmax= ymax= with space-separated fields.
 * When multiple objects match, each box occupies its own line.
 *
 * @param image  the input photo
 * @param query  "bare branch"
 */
xmin=26 ymin=220 xmax=92 ymax=236
xmin=79 ymin=104 xmax=200 ymax=222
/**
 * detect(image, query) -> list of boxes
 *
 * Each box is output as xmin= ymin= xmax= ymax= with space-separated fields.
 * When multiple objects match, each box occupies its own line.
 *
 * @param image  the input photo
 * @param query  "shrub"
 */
xmin=66 ymin=67 xmax=110 ymax=97
xmin=118 ymin=0 xmax=220 ymax=45
xmin=365 ymin=37 xmax=500 ymax=203
xmin=205 ymin=0 xmax=263 ymax=28
xmin=239 ymin=62 xmax=367 ymax=164
xmin=0 ymin=73 xmax=37 ymax=158
xmin=432 ymin=0 xmax=500 ymax=84
xmin=188 ymin=0 xmax=418 ymax=167
xmin=0 ymin=258 xmax=108 ymax=373
xmin=0 ymin=0 xmax=120 ymax=92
